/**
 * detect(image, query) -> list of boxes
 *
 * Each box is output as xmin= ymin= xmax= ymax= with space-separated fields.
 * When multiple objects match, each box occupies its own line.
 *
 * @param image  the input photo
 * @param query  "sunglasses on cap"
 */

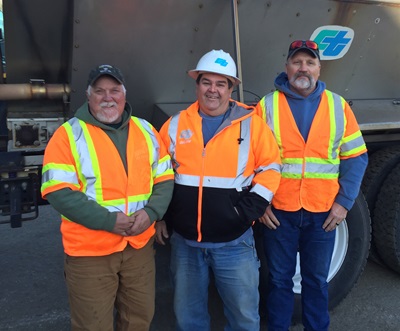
xmin=287 ymin=40 xmax=320 ymax=60
xmin=289 ymin=40 xmax=319 ymax=51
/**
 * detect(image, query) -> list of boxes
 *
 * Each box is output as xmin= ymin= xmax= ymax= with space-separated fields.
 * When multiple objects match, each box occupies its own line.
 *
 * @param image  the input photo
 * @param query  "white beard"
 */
xmin=291 ymin=74 xmax=316 ymax=92
xmin=95 ymin=102 xmax=121 ymax=123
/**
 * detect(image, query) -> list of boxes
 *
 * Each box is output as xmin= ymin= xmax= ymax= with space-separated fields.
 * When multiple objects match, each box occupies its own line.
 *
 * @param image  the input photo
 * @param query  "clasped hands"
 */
xmin=112 ymin=209 xmax=151 ymax=237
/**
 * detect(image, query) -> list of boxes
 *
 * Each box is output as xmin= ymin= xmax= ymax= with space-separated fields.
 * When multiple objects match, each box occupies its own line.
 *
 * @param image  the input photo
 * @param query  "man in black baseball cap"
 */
xmin=255 ymin=38 xmax=368 ymax=331
xmin=84 ymin=64 xmax=127 ymax=124
xmin=87 ymin=64 xmax=125 ymax=86
xmin=41 ymin=60 xmax=174 ymax=331
xmin=287 ymin=40 xmax=320 ymax=60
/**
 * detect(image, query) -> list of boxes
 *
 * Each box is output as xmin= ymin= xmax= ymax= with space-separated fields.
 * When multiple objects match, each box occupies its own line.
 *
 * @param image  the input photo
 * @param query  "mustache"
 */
xmin=294 ymin=73 xmax=312 ymax=80
xmin=100 ymin=101 xmax=117 ymax=108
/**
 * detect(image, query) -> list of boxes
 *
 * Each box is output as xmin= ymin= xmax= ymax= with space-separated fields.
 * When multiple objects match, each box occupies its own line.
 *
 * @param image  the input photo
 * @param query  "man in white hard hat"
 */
xmin=155 ymin=49 xmax=282 ymax=330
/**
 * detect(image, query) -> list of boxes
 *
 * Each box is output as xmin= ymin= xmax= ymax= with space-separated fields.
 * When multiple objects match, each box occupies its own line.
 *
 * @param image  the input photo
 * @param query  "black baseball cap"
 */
xmin=87 ymin=64 xmax=125 ymax=86
xmin=287 ymin=40 xmax=320 ymax=60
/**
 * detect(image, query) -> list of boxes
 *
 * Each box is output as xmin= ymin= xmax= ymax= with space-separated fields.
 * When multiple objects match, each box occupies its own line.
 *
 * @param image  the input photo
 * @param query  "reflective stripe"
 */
xmin=340 ymin=132 xmax=365 ymax=155
xmin=269 ymin=92 xmax=281 ymax=150
xmin=256 ymin=162 xmax=281 ymax=174
xmin=258 ymin=97 xmax=267 ymax=122
xmin=104 ymin=200 xmax=148 ymax=213
xmin=236 ymin=118 xmax=251 ymax=177
xmin=281 ymin=162 xmax=303 ymax=178
xmin=175 ymin=173 xmax=252 ymax=188
xmin=68 ymin=118 xmax=100 ymax=201
xmin=42 ymin=163 xmax=79 ymax=188
xmin=265 ymin=93 xmax=276 ymax=131
xmin=157 ymin=154 xmax=174 ymax=178
xmin=281 ymin=158 xmax=340 ymax=178
xmin=168 ymin=113 xmax=180 ymax=169
xmin=132 ymin=117 xmax=155 ymax=176
xmin=131 ymin=117 xmax=173 ymax=179
xmin=131 ymin=116 xmax=173 ymax=181
xmin=174 ymin=173 xmax=199 ymax=186
xmin=327 ymin=91 xmax=344 ymax=159
xmin=304 ymin=161 xmax=340 ymax=178
xmin=251 ymin=183 xmax=274 ymax=202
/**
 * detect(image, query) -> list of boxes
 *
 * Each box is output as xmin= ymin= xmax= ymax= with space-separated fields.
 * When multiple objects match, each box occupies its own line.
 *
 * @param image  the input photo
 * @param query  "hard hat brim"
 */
xmin=188 ymin=70 xmax=241 ymax=86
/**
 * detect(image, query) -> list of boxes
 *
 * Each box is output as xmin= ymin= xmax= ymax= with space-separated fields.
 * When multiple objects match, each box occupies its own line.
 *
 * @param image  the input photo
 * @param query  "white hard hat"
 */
xmin=188 ymin=49 xmax=241 ymax=86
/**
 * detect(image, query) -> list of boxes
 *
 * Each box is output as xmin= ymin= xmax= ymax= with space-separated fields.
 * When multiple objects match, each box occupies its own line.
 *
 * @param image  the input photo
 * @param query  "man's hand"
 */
xmin=126 ymin=209 xmax=151 ymax=236
xmin=258 ymin=205 xmax=280 ymax=230
xmin=155 ymin=220 xmax=169 ymax=245
xmin=323 ymin=202 xmax=348 ymax=232
xmin=112 ymin=212 xmax=135 ymax=236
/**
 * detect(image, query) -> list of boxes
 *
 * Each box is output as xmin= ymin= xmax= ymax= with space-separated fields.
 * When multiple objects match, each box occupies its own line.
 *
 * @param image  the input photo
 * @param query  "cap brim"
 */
xmin=288 ymin=47 xmax=320 ymax=60
xmin=89 ymin=73 xmax=124 ymax=86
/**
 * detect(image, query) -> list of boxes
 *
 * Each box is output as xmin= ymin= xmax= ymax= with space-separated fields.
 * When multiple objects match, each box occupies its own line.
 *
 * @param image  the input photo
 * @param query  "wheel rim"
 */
xmin=292 ymin=220 xmax=349 ymax=293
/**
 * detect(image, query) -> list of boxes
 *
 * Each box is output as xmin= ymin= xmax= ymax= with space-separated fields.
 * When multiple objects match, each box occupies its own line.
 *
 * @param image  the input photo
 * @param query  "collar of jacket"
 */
xmin=187 ymin=100 xmax=255 ymax=123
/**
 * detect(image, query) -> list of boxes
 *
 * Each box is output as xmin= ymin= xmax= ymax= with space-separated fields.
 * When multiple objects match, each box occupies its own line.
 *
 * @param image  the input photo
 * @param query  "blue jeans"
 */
xmin=262 ymin=208 xmax=336 ymax=331
xmin=170 ymin=232 xmax=260 ymax=331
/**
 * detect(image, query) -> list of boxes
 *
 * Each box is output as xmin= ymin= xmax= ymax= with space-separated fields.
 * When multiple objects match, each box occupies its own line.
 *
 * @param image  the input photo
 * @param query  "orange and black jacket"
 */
xmin=159 ymin=100 xmax=281 ymax=243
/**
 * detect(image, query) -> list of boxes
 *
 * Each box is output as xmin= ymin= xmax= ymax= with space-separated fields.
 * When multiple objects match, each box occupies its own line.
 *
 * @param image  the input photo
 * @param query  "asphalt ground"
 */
xmin=1 ymin=205 xmax=399 ymax=331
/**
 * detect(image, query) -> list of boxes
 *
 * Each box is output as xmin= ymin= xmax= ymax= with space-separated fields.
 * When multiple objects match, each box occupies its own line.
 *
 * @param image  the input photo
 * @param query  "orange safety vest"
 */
xmin=256 ymin=90 xmax=367 ymax=212
xmin=41 ymin=116 xmax=174 ymax=256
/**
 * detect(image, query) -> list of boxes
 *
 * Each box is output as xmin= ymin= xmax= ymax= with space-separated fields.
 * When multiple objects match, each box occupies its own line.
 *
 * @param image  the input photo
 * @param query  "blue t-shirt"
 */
xmin=199 ymin=107 xmax=231 ymax=145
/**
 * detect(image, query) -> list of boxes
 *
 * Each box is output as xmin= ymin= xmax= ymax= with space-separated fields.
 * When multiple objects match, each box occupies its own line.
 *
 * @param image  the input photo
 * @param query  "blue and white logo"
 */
xmin=310 ymin=25 xmax=354 ymax=60
xmin=180 ymin=129 xmax=193 ymax=140
xmin=215 ymin=58 xmax=228 ymax=67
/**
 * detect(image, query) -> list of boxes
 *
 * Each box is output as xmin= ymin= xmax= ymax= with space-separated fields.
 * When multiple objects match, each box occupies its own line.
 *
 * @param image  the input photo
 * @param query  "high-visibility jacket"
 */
xmin=160 ymin=100 xmax=281 ymax=242
xmin=255 ymin=90 xmax=367 ymax=212
xmin=41 ymin=116 xmax=174 ymax=256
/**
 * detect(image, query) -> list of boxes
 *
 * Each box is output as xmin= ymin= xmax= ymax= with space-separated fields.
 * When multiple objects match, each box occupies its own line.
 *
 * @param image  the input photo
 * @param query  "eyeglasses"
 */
xmin=289 ymin=40 xmax=319 ymax=51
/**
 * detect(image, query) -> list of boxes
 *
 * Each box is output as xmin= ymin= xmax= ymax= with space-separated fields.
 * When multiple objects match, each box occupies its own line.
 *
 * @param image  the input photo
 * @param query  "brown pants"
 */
xmin=64 ymin=238 xmax=155 ymax=331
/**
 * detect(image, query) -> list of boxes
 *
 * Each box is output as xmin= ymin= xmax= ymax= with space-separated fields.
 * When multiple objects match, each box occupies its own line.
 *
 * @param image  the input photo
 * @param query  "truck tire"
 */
xmin=256 ymin=192 xmax=371 ymax=324
xmin=373 ymin=163 xmax=400 ymax=274
xmin=361 ymin=146 xmax=400 ymax=263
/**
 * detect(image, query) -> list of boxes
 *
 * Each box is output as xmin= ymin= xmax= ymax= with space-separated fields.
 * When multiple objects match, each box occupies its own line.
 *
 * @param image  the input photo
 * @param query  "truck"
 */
xmin=1 ymin=0 xmax=399 ymax=323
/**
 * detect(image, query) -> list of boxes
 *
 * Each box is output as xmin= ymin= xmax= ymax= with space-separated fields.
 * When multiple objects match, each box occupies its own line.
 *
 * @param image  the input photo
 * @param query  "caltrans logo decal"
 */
xmin=310 ymin=25 xmax=354 ymax=60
